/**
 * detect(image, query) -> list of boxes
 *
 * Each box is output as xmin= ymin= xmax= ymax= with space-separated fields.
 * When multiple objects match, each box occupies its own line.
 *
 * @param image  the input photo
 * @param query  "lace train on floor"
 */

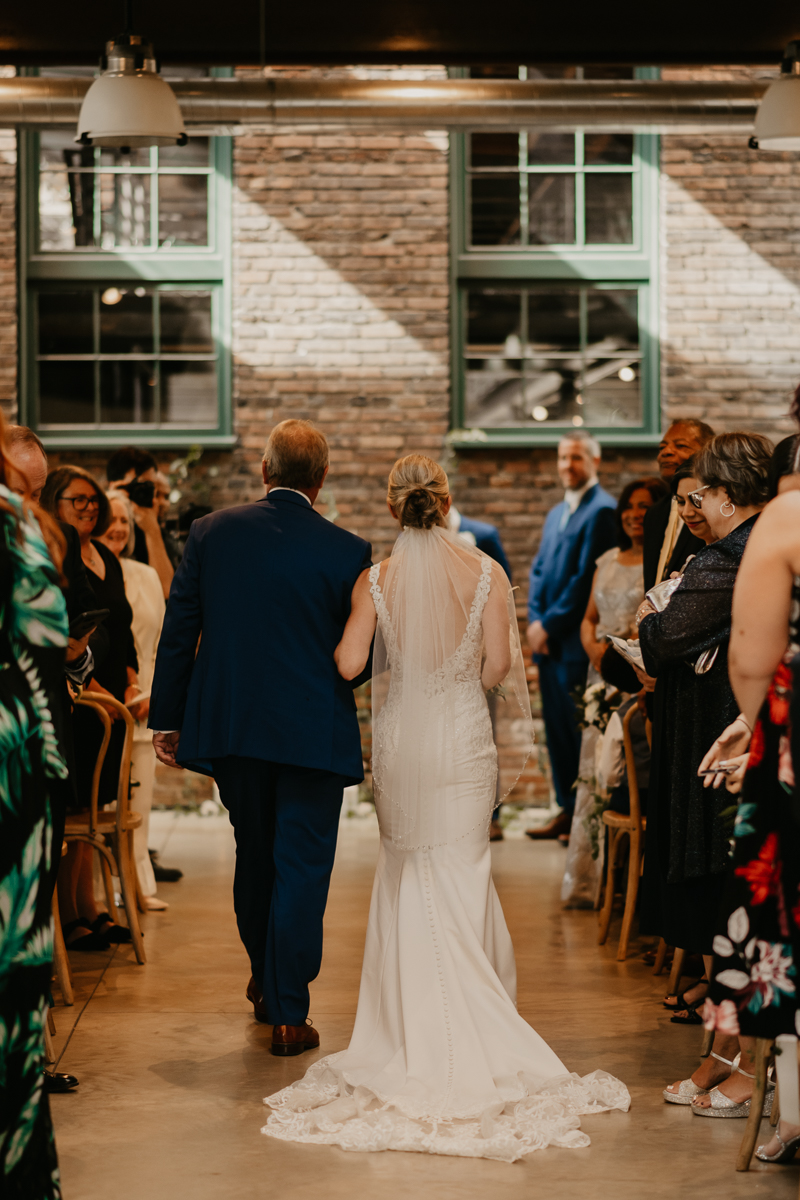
xmin=262 ymin=1054 xmax=630 ymax=1162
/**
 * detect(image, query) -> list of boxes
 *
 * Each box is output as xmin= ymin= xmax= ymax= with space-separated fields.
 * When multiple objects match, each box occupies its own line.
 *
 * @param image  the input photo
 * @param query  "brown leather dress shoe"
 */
xmin=271 ymin=1021 xmax=320 ymax=1057
xmin=246 ymin=976 xmax=269 ymax=1024
xmin=525 ymin=812 xmax=572 ymax=840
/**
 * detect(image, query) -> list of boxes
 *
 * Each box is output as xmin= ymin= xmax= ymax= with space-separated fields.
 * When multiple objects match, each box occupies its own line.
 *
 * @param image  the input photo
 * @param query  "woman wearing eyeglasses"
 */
xmin=635 ymin=433 xmax=772 ymax=1051
xmin=41 ymin=466 xmax=141 ymax=950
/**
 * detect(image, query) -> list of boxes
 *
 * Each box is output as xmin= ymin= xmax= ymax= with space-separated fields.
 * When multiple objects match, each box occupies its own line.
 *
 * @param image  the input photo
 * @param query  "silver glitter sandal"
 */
xmin=691 ymin=1064 xmax=774 ymax=1119
xmin=663 ymin=1050 xmax=736 ymax=1106
xmin=756 ymin=1124 xmax=800 ymax=1163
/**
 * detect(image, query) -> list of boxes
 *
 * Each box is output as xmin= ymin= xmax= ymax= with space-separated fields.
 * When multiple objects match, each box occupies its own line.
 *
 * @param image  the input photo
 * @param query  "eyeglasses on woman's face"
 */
xmin=687 ymin=485 xmax=710 ymax=510
xmin=59 ymin=492 xmax=100 ymax=512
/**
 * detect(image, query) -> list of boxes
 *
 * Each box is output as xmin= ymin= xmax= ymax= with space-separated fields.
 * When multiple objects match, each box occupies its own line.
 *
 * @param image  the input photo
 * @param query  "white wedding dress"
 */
xmin=262 ymin=527 xmax=629 ymax=1162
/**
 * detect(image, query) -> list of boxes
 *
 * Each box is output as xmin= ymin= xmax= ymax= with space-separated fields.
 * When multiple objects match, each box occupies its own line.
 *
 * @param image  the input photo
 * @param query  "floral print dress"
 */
xmin=706 ymin=577 xmax=800 ymax=1038
xmin=0 ymin=486 xmax=68 ymax=1198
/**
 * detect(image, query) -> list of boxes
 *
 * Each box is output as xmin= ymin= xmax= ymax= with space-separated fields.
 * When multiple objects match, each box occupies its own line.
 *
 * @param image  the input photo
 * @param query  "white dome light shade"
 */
xmin=76 ymin=33 xmax=186 ymax=149
xmin=78 ymin=72 xmax=185 ymax=147
xmin=754 ymin=74 xmax=800 ymax=151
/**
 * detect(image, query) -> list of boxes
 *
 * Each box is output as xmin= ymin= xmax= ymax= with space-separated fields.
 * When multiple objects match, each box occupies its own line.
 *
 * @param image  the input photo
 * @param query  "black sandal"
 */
xmin=63 ymin=918 xmax=111 ymax=952
xmin=663 ymin=978 xmax=707 ymax=1011
xmin=89 ymin=913 xmax=132 ymax=944
xmin=670 ymin=1001 xmax=705 ymax=1025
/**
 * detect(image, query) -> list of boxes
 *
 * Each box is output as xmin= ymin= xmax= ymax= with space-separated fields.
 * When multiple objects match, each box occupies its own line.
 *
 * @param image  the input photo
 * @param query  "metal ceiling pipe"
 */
xmin=0 ymin=76 xmax=768 ymax=130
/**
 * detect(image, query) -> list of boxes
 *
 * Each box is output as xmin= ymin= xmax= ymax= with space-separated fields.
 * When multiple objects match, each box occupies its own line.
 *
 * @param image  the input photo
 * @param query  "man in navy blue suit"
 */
xmin=149 ymin=421 xmax=372 ymax=1056
xmin=526 ymin=434 xmax=617 ymax=840
xmin=448 ymin=506 xmax=512 ymax=579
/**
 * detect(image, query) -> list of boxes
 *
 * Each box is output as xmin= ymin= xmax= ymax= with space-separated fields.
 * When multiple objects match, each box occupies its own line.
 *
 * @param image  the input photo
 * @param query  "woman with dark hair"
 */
xmin=561 ymin=477 xmax=666 ymax=906
xmin=41 ymin=466 xmax=141 ymax=948
xmin=637 ymin=432 xmax=773 ymax=1043
xmin=0 ymin=411 xmax=67 ymax=1196
xmin=767 ymin=434 xmax=800 ymax=499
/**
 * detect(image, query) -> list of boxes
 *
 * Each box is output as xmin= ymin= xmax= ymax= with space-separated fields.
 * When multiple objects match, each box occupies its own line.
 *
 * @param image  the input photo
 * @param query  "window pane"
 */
xmin=527 ymin=290 xmax=581 ymax=351
xmin=99 ymin=173 xmax=151 ymax=248
xmin=584 ymin=133 xmax=634 ymax=164
xmin=98 ymin=147 xmax=151 ymax=168
xmin=161 ymin=361 xmax=218 ymax=425
xmin=158 ymin=137 xmax=210 ymax=166
xmin=466 ymin=289 xmax=522 ymax=352
xmin=528 ymin=174 xmax=575 ymax=244
xmin=39 ymin=362 xmax=95 ymax=425
xmin=470 ymin=133 xmax=518 ymax=169
xmin=527 ymin=132 xmax=575 ymax=165
xmin=470 ymin=175 xmax=520 ymax=246
xmin=465 ymin=290 xmax=523 ymax=427
xmin=158 ymin=174 xmax=209 ymax=247
xmin=585 ymin=175 xmax=633 ymax=243
xmin=39 ymin=139 xmax=95 ymax=250
xmin=581 ymin=290 xmax=641 ymax=427
xmin=160 ymin=292 xmax=213 ymax=352
xmin=526 ymin=290 xmax=581 ymax=422
xmin=100 ymin=361 xmax=157 ymax=423
xmin=100 ymin=289 xmax=154 ymax=354
xmin=38 ymin=291 xmax=93 ymax=354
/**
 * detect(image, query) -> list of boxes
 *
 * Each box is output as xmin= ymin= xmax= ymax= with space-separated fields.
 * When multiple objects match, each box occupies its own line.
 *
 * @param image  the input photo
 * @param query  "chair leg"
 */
xmin=116 ymin=830 xmax=146 ymax=965
xmin=51 ymin=894 xmax=74 ymax=1006
xmin=101 ymin=854 xmax=117 ymax=917
xmin=616 ymin=831 xmax=640 ymax=961
xmin=597 ymin=828 xmax=619 ymax=946
xmin=770 ymin=1079 xmax=780 ymax=1127
xmin=700 ymin=1026 xmax=714 ymax=1058
xmin=666 ymin=947 xmax=686 ymax=998
xmin=652 ymin=938 xmax=669 ymax=976
xmin=735 ymin=1039 xmax=773 ymax=1171
xmin=43 ymin=1010 xmax=56 ymax=1063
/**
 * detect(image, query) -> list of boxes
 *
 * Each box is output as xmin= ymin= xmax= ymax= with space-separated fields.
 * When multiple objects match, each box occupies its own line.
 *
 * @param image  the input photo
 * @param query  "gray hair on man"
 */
xmin=559 ymin=430 xmax=601 ymax=459
xmin=262 ymin=419 xmax=329 ymax=491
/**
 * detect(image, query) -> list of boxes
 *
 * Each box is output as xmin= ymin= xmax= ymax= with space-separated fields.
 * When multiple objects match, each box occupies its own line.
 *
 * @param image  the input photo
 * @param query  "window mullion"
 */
xmin=93 ymin=288 xmax=101 ymax=425
xmin=518 ymin=132 xmax=528 ymax=247
xmin=153 ymin=289 xmax=161 ymax=425
xmin=575 ymin=131 xmax=585 ymax=249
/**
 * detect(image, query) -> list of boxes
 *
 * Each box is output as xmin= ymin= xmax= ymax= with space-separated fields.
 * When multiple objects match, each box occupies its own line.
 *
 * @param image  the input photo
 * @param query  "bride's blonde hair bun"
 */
xmin=388 ymin=454 xmax=449 ymax=530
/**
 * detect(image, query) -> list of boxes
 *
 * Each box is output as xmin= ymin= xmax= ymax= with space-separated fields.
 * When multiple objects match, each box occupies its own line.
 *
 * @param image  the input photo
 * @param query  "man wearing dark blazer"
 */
xmin=526 ymin=434 xmax=618 ymax=840
xmin=150 ymin=421 xmax=371 ymax=1056
xmin=643 ymin=420 xmax=715 ymax=592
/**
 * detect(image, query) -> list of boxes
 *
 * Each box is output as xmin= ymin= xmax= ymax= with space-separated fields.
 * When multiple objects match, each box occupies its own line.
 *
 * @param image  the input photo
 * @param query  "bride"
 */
xmin=262 ymin=455 xmax=629 ymax=1161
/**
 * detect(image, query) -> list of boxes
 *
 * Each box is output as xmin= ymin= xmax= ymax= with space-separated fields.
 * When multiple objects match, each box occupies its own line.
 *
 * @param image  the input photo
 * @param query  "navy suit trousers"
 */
xmin=213 ymin=757 xmax=346 ymax=1025
xmin=537 ymin=657 xmax=587 ymax=816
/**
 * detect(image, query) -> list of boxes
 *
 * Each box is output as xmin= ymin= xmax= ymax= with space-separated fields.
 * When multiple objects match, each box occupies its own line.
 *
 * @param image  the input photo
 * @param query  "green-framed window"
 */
xmin=19 ymin=71 xmax=233 ymax=450
xmin=450 ymin=66 xmax=660 ymax=447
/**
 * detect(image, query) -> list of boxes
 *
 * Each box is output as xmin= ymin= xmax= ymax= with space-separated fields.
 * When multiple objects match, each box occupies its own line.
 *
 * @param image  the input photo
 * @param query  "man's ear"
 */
xmin=261 ymin=461 xmax=269 ymax=486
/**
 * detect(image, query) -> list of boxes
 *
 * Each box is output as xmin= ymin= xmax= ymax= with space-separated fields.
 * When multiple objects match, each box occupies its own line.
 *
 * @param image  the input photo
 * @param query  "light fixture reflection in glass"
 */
xmin=532 ymin=405 xmax=548 ymax=422
xmin=572 ymin=414 xmax=584 ymax=427
xmin=101 ymin=287 xmax=124 ymax=305
xmin=618 ymin=366 xmax=636 ymax=383
xmin=134 ymin=286 xmax=147 ymax=297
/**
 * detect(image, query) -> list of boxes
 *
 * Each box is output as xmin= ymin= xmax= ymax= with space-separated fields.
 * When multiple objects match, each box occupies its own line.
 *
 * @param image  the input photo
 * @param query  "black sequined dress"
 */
xmin=639 ymin=516 xmax=758 ymax=954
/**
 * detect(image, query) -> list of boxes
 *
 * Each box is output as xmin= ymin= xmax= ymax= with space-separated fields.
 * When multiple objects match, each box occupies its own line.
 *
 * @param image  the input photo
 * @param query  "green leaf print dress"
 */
xmin=0 ymin=485 xmax=68 ymax=1199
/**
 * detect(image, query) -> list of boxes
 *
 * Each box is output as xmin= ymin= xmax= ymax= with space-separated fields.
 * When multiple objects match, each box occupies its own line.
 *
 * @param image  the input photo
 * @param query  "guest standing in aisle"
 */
xmin=526 ymin=433 xmax=617 ymax=840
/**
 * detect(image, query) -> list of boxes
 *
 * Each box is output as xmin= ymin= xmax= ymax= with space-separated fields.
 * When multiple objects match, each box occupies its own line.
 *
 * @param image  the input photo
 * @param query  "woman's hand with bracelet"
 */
xmin=697 ymin=714 xmax=752 ymax=789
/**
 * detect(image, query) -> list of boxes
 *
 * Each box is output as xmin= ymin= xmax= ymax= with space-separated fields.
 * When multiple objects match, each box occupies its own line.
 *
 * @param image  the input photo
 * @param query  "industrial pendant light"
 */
xmin=753 ymin=41 xmax=800 ymax=151
xmin=76 ymin=0 xmax=187 ymax=150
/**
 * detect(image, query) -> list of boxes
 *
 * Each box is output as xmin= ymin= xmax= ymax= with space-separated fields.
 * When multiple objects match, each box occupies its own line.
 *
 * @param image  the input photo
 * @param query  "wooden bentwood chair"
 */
xmin=597 ymin=703 xmax=646 ymax=961
xmin=64 ymin=694 xmax=145 ymax=964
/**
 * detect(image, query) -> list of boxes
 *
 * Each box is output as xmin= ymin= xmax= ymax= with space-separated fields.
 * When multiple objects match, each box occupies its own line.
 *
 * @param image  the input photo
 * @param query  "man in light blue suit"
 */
xmin=526 ymin=433 xmax=617 ymax=840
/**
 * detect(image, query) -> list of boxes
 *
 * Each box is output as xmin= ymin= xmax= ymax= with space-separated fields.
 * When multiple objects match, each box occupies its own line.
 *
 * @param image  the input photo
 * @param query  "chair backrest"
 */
xmin=621 ymin=702 xmax=643 ymax=829
xmin=74 ymin=694 xmax=136 ymax=836
xmin=74 ymin=697 xmax=113 ymax=838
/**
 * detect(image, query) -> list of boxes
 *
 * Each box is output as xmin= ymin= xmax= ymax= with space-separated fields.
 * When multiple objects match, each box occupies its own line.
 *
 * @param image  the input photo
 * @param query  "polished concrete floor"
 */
xmin=50 ymin=812 xmax=792 ymax=1200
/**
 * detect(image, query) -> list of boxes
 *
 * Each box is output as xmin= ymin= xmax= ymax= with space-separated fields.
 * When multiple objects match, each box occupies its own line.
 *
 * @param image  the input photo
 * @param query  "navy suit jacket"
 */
xmin=149 ymin=490 xmax=372 ymax=782
xmin=527 ymin=483 xmax=618 ymax=662
xmin=456 ymin=514 xmax=512 ymax=579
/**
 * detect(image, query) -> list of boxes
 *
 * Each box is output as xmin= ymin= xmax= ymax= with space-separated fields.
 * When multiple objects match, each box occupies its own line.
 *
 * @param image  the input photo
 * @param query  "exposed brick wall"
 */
xmin=661 ymin=66 xmax=800 ymax=437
